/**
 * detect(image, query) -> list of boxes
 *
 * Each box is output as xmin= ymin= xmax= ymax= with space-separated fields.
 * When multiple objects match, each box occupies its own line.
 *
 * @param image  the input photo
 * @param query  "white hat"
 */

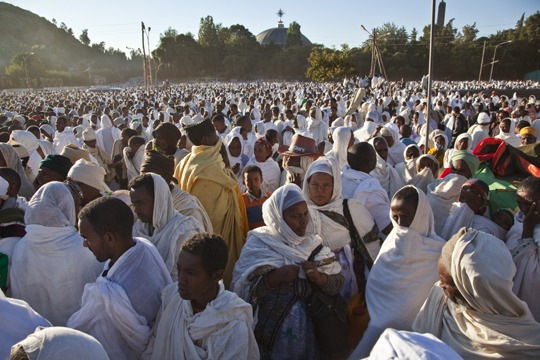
xmin=68 ymin=159 xmax=110 ymax=193
xmin=477 ymin=112 xmax=491 ymax=125
xmin=82 ymin=128 xmax=97 ymax=141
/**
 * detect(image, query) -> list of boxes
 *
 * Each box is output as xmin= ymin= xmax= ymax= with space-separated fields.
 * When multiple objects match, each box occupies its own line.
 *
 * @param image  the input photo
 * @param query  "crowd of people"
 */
xmin=0 ymin=77 xmax=539 ymax=359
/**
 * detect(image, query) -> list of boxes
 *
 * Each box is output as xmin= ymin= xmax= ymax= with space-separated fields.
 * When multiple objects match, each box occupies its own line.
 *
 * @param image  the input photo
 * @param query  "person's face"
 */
xmin=405 ymin=146 xmax=420 ymax=160
xmin=283 ymin=155 xmax=301 ymax=168
xmin=390 ymin=196 xmax=416 ymax=227
xmin=520 ymin=134 xmax=536 ymax=145
xmin=154 ymin=132 xmax=171 ymax=153
xmin=435 ymin=136 xmax=445 ymax=148
xmin=129 ymin=186 xmax=154 ymax=224
xmin=84 ymin=140 xmax=97 ymax=148
xmin=244 ymin=171 xmax=262 ymax=194
xmin=283 ymin=201 xmax=309 ymax=236
xmin=516 ymin=187 xmax=540 ymax=215
xmin=56 ymin=119 xmax=66 ymax=132
xmin=438 ymin=258 xmax=462 ymax=304
xmin=213 ymin=120 xmax=226 ymax=134
xmin=450 ymin=159 xmax=472 ymax=179
xmin=79 ymin=217 xmax=110 ymax=263
xmin=491 ymin=211 xmax=513 ymax=231
xmin=228 ymin=138 xmax=242 ymax=158
xmin=500 ymin=121 xmax=510 ymax=134
xmin=383 ymin=135 xmax=394 ymax=148
xmin=456 ymin=137 xmax=469 ymax=150
xmin=418 ymin=157 xmax=438 ymax=177
xmin=77 ymin=181 xmax=101 ymax=207
xmin=308 ymin=172 xmax=334 ymax=207
xmin=459 ymin=186 xmax=487 ymax=214
xmin=254 ymin=143 xmax=269 ymax=162
xmin=177 ymin=251 xmax=220 ymax=302
xmin=33 ymin=167 xmax=64 ymax=190
xmin=373 ymin=139 xmax=388 ymax=162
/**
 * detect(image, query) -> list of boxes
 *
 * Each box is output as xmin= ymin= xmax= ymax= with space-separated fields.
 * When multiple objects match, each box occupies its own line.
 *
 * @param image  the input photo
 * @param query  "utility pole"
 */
xmin=425 ymin=0 xmax=436 ymax=154
xmin=489 ymin=40 xmax=512 ymax=81
xmin=141 ymin=22 xmax=148 ymax=88
xmin=478 ymin=40 xmax=486 ymax=82
xmin=146 ymin=27 xmax=153 ymax=86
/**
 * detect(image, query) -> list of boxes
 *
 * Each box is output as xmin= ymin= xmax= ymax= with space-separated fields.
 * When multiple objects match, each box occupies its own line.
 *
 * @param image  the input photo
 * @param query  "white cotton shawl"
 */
xmin=0 ymin=143 xmax=34 ymax=199
xmin=408 ymin=154 xmax=439 ymax=194
xmin=413 ymin=230 xmax=540 ymax=359
xmin=325 ymin=126 xmax=352 ymax=168
xmin=353 ymin=121 xmax=377 ymax=142
xmin=369 ymin=137 xmax=404 ymax=199
xmin=67 ymin=238 xmax=172 ymax=360
xmin=231 ymin=184 xmax=341 ymax=301
xmin=224 ymin=132 xmax=244 ymax=168
xmin=395 ymin=144 xmax=421 ymax=184
xmin=0 ymin=295 xmax=51 ymax=360
xmin=441 ymin=202 xmax=507 ymax=241
xmin=385 ymin=127 xmax=406 ymax=166
xmin=244 ymin=156 xmax=281 ymax=193
xmin=14 ymin=327 xmax=110 ymax=360
xmin=133 ymin=173 xmax=204 ymax=281
xmin=443 ymin=133 xmax=472 ymax=169
xmin=146 ymin=282 xmax=259 ymax=360
xmin=495 ymin=120 xmax=521 ymax=147
xmin=124 ymin=145 xmax=145 ymax=182
xmin=170 ymin=185 xmax=213 ymax=233
xmin=427 ymin=174 xmax=468 ymax=236
xmin=353 ymin=185 xmax=445 ymax=358
xmin=53 ymin=130 xmax=79 ymax=154
xmin=10 ymin=182 xmax=102 ymax=326
xmin=10 ymin=130 xmax=42 ymax=182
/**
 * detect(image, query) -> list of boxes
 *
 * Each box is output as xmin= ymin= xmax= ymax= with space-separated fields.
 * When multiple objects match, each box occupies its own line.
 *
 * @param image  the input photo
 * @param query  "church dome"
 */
xmin=256 ymin=11 xmax=311 ymax=47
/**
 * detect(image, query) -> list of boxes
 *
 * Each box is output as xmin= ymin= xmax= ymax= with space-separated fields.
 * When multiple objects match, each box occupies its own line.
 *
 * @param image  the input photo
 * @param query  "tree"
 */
xmin=306 ymin=45 xmax=355 ymax=81
xmin=91 ymin=41 xmax=106 ymax=53
xmin=51 ymin=18 xmax=57 ymax=26
xmin=5 ymin=52 xmax=46 ymax=86
xmin=410 ymin=28 xmax=418 ymax=43
xmin=67 ymin=28 xmax=74 ymax=37
xmin=287 ymin=21 xmax=303 ymax=48
xmin=79 ymin=29 xmax=90 ymax=45
xmin=60 ymin=22 xmax=67 ymax=32
xmin=461 ymin=23 xmax=478 ymax=43
xmin=161 ymin=27 xmax=178 ymax=39
xmin=198 ymin=16 xmax=221 ymax=47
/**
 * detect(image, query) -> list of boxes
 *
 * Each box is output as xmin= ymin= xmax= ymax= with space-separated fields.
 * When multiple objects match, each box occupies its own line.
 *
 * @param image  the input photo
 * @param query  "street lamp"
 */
xmin=489 ymin=40 xmax=512 ymax=81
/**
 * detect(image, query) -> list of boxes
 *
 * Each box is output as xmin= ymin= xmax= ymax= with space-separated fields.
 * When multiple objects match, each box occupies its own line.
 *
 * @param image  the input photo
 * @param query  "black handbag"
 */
xmin=304 ymin=244 xmax=350 ymax=355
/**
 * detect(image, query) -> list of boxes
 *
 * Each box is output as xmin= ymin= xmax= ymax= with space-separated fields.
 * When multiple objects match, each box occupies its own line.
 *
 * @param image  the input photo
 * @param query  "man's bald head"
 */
xmin=347 ymin=142 xmax=377 ymax=173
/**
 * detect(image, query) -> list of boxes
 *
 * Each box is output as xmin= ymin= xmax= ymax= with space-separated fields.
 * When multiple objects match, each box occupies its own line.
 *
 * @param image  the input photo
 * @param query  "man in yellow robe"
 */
xmin=174 ymin=117 xmax=248 ymax=287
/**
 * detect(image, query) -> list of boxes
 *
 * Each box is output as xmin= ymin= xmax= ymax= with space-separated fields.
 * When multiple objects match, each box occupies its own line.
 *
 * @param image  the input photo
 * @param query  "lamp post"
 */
xmin=145 ymin=26 xmax=153 ymax=86
xmin=489 ymin=40 xmax=512 ymax=81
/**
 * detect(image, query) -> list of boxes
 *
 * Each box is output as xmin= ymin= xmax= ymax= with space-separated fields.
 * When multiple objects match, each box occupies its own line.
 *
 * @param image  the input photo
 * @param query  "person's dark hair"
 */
xmin=242 ymin=164 xmax=263 ymax=178
xmin=236 ymin=115 xmax=249 ymax=127
xmin=129 ymin=173 xmax=155 ymax=198
xmin=265 ymin=129 xmax=278 ymax=143
xmin=516 ymin=120 xmax=531 ymax=130
xmin=180 ymin=233 xmax=228 ymax=275
xmin=347 ymin=142 xmax=375 ymax=172
xmin=26 ymin=125 xmax=40 ymax=138
xmin=392 ymin=186 xmax=419 ymax=213
xmin=128 ymin=136 xmax=145 ymax=147
xmin=121 ymin=128 xmax=138 ymax=138
xmin=519 ymin=176 xmax=540 ymax=196
xmin=211 ymin=113 xmax=225 ymax=124
xmin=0 ymin=132 xmax=10 ymax=143
xmin=0 ymin=167 xmax=21 ymax=193
xmin=79 ymin=197 xmax=134 ymax=239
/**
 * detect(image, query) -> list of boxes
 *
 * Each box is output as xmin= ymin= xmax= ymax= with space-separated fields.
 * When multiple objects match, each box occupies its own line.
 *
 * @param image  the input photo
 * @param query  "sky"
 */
xmin=5 ymin=0 xmax=539 ymax=56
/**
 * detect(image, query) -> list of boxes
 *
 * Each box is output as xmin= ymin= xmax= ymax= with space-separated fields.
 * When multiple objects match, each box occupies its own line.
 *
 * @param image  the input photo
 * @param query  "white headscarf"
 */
xmin=68 ymin=159 xmax=111 ymax=193
xmin=224 ymin=132 xmax=244 ymax=168
xmin=413 ymin=229 xmax=540 ymax=358
xmin=325 ymin=126 xmax=352 ymax=168
xmin=24 ymin=181 xmax=75 ymax=227
xmin=353 ymin=185 xmax=445 ymax=358
xmin=408 ymin=154 xmax=439 ymax=193
xmin=231 ymin=184 xmax=341 ymax=299
xmin=443 ymin=133 xmax=472 ymax=168
xmin=13 ymin=327 xmax=110 ymax=360
xmin=369 ymin=137 xmax=404 ymax=199
xmin=395 ymin=144 xmax=420 ymax=183
xmin=0 ymin=143 xmax=34 ymax=199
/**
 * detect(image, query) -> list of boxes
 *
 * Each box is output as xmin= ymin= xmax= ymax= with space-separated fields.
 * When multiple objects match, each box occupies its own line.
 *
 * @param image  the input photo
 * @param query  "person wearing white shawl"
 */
xmin=506 ymin=177 xmax=540 ymax=321
xmin=67 ymin=197 xmax=172 ymax=360
xmin=326 ymin=126 xmax=354 ymax=168
xmin=68 ymin=159 xmax=111 ymax=206
xmin=131 ymin=173 xmax=204 ymax=281
xmin=364 ymin=329 xmax=463 ymax=360
xmin=409 ymin=154 xmax=439 ymax=194
xmin=306 ymin=106 xmax=328 ymax=144
xmin=11 ymin=327 xmax=110 ymax=360
xmin=369 ymin=136 xmax=404 ymax=199
xmin=10 ymin=130 xmax=53 ymax=183
xmin=52 ymin=117 xmax=78 ymax=154
xmin=395 ymin=144 xmax=421 ymax=184
xmin=413 ymin=228 xmax=540 ymax=359
xmin=143 ymin=233 xmax=259 ymax=360
xmin=96 ymin=114 xmax=121 ymax=158
xmin=381 ymin=126 xmax=406 ymax=166
xmin=224 ymin=132 xmax=249 ymax=184
xmin=123 ymin=136 xmax=145 ymax=183
xmin=495 ymin=117 xmax=521 ymax=147
xmin=443 ymin=133 xmax=472 ymax=169
xmin=344 ymin=113 xmax=359 ymax=131
xmin=351 ymin=186 xmax=445 ymax=358
xmin=353 ymin=111 xmax=378 ymax=142
xmin=0 ymin=290 xmax=51 ymax=360
xmin=243 ymin=138 xmax=280 ymax=193
xmin=82 ymin=127 xmax=115 ymax=183
xmin=467 ymin=112 xmax=491 ymax=150
xmin=303 ymin=157 xmax=379 ymax=301
xmin=231 ymin=184 xmax=342 ymax=359
xmin=10 ymin=182 xmax=102 ymax=326
xmin=0 ymin=143 xmax=34 ymax=199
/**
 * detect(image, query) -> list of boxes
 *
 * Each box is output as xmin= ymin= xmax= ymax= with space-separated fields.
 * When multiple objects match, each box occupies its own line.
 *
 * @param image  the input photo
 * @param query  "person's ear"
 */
xmin=103 ymin=231 xmax=115 ymax=246
xmin=212 ymin=269 xmax=224 ymax=281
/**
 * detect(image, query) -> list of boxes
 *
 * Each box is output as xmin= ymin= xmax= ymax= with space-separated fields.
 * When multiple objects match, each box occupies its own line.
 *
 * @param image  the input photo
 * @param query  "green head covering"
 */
xmin=450 ymin=150 xmax=480 ymax=176
xmin=39 ymin=155 xmax=73 ymax=178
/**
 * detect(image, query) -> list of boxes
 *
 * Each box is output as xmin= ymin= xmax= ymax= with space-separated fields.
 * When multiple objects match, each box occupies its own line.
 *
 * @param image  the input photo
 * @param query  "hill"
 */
xmin=0 ymin=2 xmax=136 ymax=86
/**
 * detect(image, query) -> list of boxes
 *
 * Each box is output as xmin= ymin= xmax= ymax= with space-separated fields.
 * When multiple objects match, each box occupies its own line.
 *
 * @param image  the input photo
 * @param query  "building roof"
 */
xmin=256 ymin=21 xmax=312 ymax=47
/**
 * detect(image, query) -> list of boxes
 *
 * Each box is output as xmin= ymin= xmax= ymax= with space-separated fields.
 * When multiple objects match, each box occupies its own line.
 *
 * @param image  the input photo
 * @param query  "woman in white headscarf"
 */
xmin=232 ymin=184 xmax=342 ymax=359
xmin=10 ymin=130 xmax=53 ymax=183
xmin=10 ymin=182 xmax=102 ymax=326
xmin=344 ymin=113 xmax=360 ymax=131
xmin=224 ymin=132 xmax=249 ymax=183
xmin=409 ymin=154 xmax=440 ymax=194
xmin=413 ymin=228 xmax=540 ymax=359
xmin=369 ymin=136 xmax=404 ymax=199
xmin=303 ymin=157 xmax=379 ymax=301
xmin=443 ymin=133 xmax=472 ymax=169
xmin=11 ymin=327 xmax=110 ymax=360
xmin=0 ymin=143 xmax=34 ymax=199
xmin=96 ymin=114 xmax=121 ymax=158
xmin=395 ymin=144 xmax=421 ymax=184
xmin=326 ymin=126 xmax=354 ymax=168
xmin=381 ymin=126 xmax=406 ymax=166
xmin=306 ymin=106 xmax=328 ymax=144
xmin=495 ymin=117 xmax=521 ymax=147
xmin=351 ymin=185 xmax=445 ymax=358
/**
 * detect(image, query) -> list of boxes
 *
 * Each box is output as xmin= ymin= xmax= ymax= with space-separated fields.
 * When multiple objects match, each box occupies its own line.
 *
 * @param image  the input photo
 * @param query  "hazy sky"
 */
xmin=6 ymin=0 xmax=538 ymax=56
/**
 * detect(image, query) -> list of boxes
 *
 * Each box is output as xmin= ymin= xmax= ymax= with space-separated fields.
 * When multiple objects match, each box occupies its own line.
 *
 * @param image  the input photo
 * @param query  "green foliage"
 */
xmin=287 ymin=22 xmax=303 ymax=48
xmin=306 ymin=46 xmax=356 ymax=81
xmin=79 ymin=29 xmax=90 ymax=46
